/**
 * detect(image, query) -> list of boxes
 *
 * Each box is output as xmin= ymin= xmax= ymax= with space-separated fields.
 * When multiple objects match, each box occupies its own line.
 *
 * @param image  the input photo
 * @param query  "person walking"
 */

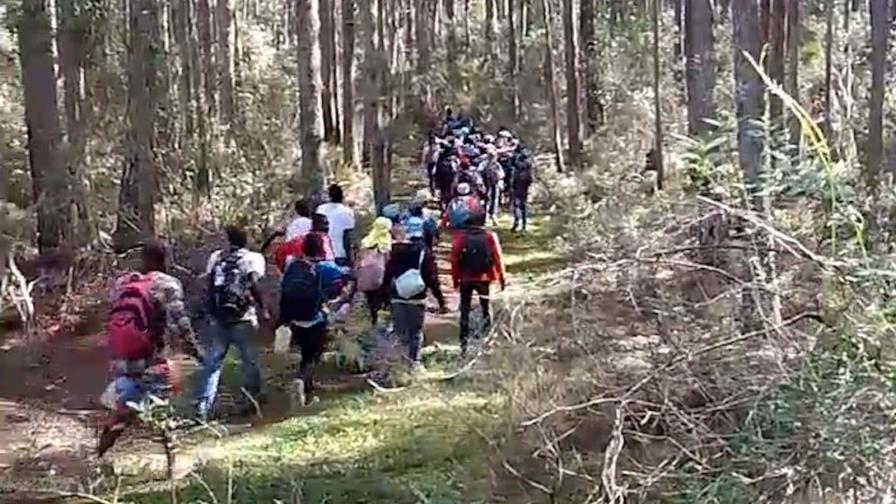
xmin=316 ymin=184 xmax=356 ymax=267
xmin=356 ymin=217 xmax=393 ymax=326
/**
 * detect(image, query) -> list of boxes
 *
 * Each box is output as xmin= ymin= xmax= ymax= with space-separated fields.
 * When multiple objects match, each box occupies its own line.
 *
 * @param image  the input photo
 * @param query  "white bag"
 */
xmin=394 ymin=250 xmax=427 ymax=299
xmin=274 ymin=325 xmax=292 ymax=355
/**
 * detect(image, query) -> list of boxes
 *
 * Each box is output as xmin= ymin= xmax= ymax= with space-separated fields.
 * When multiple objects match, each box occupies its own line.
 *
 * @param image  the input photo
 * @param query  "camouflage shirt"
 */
xmin=110 ymin=271 xmax=200 ymax=358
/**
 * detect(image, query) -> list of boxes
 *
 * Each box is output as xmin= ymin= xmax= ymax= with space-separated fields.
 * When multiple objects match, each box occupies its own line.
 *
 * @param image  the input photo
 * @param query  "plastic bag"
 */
xmin=274 ymin=325 xmax=292 ymax=355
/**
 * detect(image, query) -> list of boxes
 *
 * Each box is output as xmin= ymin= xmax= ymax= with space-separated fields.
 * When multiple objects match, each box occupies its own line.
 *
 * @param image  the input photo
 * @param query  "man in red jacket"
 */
xmin=450 ymin=211 xmax=506 ymax=355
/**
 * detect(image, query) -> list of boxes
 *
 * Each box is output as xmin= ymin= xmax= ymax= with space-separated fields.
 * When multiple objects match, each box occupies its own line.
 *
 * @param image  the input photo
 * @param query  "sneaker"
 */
xmin=291 ymin=379 xmax=306 ymax=408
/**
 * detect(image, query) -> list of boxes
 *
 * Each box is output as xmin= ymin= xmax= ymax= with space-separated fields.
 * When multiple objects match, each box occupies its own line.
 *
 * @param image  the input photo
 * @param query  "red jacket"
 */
xmin=273 ymin=232 xmax=335 ymax=271
xmin=450 ymin=228 xmax=506 ymax=287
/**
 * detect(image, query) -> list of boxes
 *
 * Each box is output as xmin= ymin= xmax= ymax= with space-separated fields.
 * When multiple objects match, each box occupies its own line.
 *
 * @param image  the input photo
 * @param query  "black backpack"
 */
xmin=280 ymin=259 xmax=323 ymax=323
xmin=513 ymin=152 xmax=534 ymax=186
xmin=210 ymin=250 xmax=254 ymax=321
xmin=435 ymin=156 xmax=455 ymax=188
xmin=459 ymin=230 xmax=494 ymax=276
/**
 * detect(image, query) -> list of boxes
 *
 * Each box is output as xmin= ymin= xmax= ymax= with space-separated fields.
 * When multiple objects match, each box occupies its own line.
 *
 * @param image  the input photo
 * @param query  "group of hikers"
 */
xmin=423 ymin=108 xmax=535 ymax=233
xmin=98 ymin=149 xmax=514 ymax=455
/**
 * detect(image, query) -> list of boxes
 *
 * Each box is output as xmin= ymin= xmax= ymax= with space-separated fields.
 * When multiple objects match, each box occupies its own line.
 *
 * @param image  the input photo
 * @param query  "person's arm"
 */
xmin=450 ymin=234 xmax=462 ymax=289
xmin=423 ymin=249 xmax=446 ymax=309
xmin=159 ymin=276 xmax=201 ymax=360
xmin=380 ymin=252 xmax=398 ymax=299
xmin=490 ymin=232 xmax=507 ymax=290
xmin=342 ymin=209 xmax=355 ymax=264
xmin=249 ymin=253 xmax=269 ymax=321
xmin=260 ymin=231 xmax=285 ymax=254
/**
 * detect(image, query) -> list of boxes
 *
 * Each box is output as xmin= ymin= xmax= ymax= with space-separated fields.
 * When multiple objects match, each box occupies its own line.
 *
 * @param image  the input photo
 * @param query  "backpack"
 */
xmin=107 ymin=273 xmax=157 ymax=361
xmin=435 ymin=157 xmax=455 ymax=189
xmin=210 ymin=250 xmax=254 ymax=321
xmin=448 ymin=196 xmax=476 ymax=228
xmin=280 ymin=259 xmax=323 ymax=323
xmin=356 ymin=248 xmax=387 ymax=291
xmin=394 ymin=249 xmax=427 ymax=299
xmin=513 ymin=152 xmax=534 ymax=186
xmin=459 ymin=230 xmax=494 ymax=276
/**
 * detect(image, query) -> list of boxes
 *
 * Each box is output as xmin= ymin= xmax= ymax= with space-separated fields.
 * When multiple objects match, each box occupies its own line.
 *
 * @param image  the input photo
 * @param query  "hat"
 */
xmin=404 ymin=217 xmax=425 ymax=239
xmin=382 ymin=203 xmax=402 ymax=221
xmin=498 ymin=130 xmax=513 ymax=139
xmin=413 ymin=189 xmax=430 ymax=205
xmin=456 ymin=183 xmax=472 ymax=196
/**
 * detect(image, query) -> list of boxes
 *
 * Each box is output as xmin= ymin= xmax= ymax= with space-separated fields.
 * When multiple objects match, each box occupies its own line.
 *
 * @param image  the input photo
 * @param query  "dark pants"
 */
xmin=459 ymin=281 xmax=491 ymax=350
xmin=486 ymin=182 xmax=500 ymax=221
xmin=392 ymin=301 xmax=425 ymax=363
xmin=512 ymin=184 xmax=530 ymax=231
xmin=426 ymin=162 xmax=436 ymax=193
xmin=291 ymin=322 xmax=328 ymax=395
xmin=364 ymin=290 xmax=386 ymax=326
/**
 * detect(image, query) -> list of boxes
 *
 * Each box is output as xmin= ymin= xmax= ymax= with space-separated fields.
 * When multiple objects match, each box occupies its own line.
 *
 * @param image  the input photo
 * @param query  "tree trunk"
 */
xmin=541 ymin=0 xmax=565 ymax=173
xmin=445 ymin=0 xmax=457 ymax=77
xmin=361 ymin=0 xmax=388 ymax=209
xmin=342 ymin=0 xmax=356 ymax=165
xmin=868 ymin=0 xmax=888 ymax=183
xmin=20 ymin=0 xmax=69 ymax=252
xmin=581 ymin=0 xmax=599 ymax=134
xmin=485 ymin=0 xmax=496 ymax=63
xmin=732 ymin=0 xmax=765 ymax=211
xmin=823 ymin=0 xmax=834 ymax=141
xmin=759 ymin=0 xmax=770 ymax=42
xmin=321 ymin=0 xmax=336 ymax=141
xmin=562 ymin=0 xmax=581 ymax=166
xmin=172 ymin=0 xmax=194 ymax=137
xmin=767 ymin=0 xmax=785 ymax=122
xmin=197 ymin=0 xmax=216 ymax=116
xmin=652 ymin=0 xmax=664 ymax=190
xmin=296 ymin=0 xmax=327 ymax=201
xmin=115 ymin=0 xmax=161 ymax=251
xmin=415 ymin=0 xmax=430 ymax=74
xmin=785 ymin=0 xmax=800 ymax=147
xmin=216 ymin=0 xmax=234 ymax=123
xmin=508 ymin=0 xmax=519 ymax=119
xmin=684 ymin=0 xmax=715 ymax=136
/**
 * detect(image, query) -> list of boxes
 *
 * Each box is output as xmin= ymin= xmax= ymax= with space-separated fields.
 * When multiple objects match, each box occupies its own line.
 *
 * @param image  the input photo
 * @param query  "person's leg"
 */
xmin=520 ymin=186 xmax=530 ymax=231
xmin=365 ymin=290 xmax=381 ymax=326
xmin=406 ymin=304 xmax=425 ymax=364
xmin=193 ymin=323 xmax=231 ymax=420
xmin=297 ymin=323 xmax=327 ymax=397
xmin=231 ymin=321 xmax=262 ymax=401
xmin=458 ymin=283 xmax=474 ymax=352
xmin=511 ymin=194 xmax=521 ymax=231
xmin=476 ymin=282 xmax=492 ymax=332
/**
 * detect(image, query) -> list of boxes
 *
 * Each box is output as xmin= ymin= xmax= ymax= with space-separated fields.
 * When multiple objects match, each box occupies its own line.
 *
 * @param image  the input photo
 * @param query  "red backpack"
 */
xmin=107 ymin=273 xmax=157 ymax=361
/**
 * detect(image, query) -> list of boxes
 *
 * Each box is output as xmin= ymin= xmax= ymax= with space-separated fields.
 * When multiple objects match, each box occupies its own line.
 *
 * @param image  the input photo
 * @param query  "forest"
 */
xmin=2 ymin=0 xmax=896 ymax=502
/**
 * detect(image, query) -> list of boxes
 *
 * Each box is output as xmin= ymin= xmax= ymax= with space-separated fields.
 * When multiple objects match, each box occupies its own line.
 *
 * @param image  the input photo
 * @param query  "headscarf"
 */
xmin=404 ymin=216 xmax=425 ymax=239
xmin=360 ymin=217 xmax=393 ymax=253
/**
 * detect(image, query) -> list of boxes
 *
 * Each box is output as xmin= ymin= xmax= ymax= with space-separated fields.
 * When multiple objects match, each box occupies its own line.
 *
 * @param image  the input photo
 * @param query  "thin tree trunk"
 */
xmin=321 ymin=0 xmax=336 ymax=141
xmin=330 ymin=0 xmax=341 ymax=143
xmin=652 ymin=0 xmax=664 ymax=190
xmin=445 ymin=0 xmax=456 ymax=77
xmin=197 ymin=0 xmax=216 ymax=116
xmin=361 ymin=0 xmax=388 ymax=209
xmin=684 ymin=0 xmax=716 ymax=136
xmin=173 ymin=0 xmax=194 ymax=137
xmin=216 ymin=0 xmax=234 ymax=123
xmin=581 ymin=0 xmax=599 ymax=134
xmin=732 ymin=0 xmax=765 ymax=211
xmin=823 ymin=0 xmax=834 ymax=141
xmin=785 ymin=0 xmax=800 ymax=148
xmin=673 ymin=0 xmax=683 ymax=57
xmin=485 ymin=0 xmax=496 ymax=63
xmin=115 ymin=0 xmax=161 ymax=251
xmin=342 ymin=0 xmax=356 ymax=165
xmin=20 ymin=0 xmax=69 ymax=252
xmin=296 ymin=0 xmax=327 ymax=201
xmin=868 ymin=0 xmax=888 ymax=183
xmin=768 ymin=0 xmax=785 ymax=122
xmin=415 ymin=0 xmax=430 ymax=74
xmin=541 ymin=0 xmax=565 ymax=173
xmin=508 ymin=0 xmax=519 ymax=119
xmin=562 ymin=0 xmax=581 ymax=166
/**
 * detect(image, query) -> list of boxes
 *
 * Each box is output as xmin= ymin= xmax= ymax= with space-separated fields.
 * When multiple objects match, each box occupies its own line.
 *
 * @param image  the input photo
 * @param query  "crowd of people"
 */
xmin=97 ymin=113 xmax=522 ymax=456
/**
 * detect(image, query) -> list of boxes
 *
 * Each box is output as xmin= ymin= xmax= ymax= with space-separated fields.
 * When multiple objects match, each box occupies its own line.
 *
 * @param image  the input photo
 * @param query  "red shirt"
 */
xmin=450 ymin=228 xmax=506 ymax=287
xmin=273 ymin=232 xmax=336 ymax=271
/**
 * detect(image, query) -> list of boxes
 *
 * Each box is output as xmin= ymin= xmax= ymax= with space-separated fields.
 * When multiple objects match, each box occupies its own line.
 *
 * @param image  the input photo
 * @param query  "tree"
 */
xmin=867 ymin=0 xmax=888 ymax=185
xmin=343 ymin=0 xmax=356 ymax=166
xmin=19 ymin=0 xmax=69 ymax=252
xmin=508 ymin=0 xmax=519 ymax=119
xmin=652 ymin=0 xmax=664 ymax=190
xmin=320 ymin=0 xmax=336 ymax=141
xmin=767 ymin=0 xmax=785 ymax=122
xmin=415 ymin=0 xmax=431 ymax=74
xmin=216 ymin=0 xmax=235 ymax=123
xmin=581 ymin=0 xmax=600 ymax=134
xmin=485 ymin=0 xmax=496 ymax=63
xmin=541 ymin=0 xmax=565 ymax=173
xmin=114 ymin=0 xmax=162 ymax=251
xmin=361 ymin=0 xmax=389 ymax=209
xmin=785 ymin=0 xmax=800 ymax=147
xmin=296 ymin=0 xmax=327 ymax=201
xmin=823 ymin=0 xmax=834 ymax=141
xmin=562 ymin=0 xmax=581 ymax=166
xmin=197 ymin=0 xmax=215 ymax=116
xmin=732 ymin=0 xmax=764 ymax=210
xmin=684 ymin=0 xmax=715 ymax=136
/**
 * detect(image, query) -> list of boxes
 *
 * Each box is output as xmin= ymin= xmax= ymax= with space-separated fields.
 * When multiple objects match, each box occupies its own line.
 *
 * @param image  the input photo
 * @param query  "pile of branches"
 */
xmin=494 ymin=197 xmax=896 ymax=502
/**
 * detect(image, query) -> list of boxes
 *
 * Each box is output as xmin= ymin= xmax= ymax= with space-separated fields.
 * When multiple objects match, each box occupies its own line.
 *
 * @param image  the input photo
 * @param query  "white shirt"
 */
xmin=206 ymin=248 xmax=266 ymax=322
xmin=316 ymin=202 xmax=355 ymax=259
xmin=285 ymin=216 xmax=312 ymax=241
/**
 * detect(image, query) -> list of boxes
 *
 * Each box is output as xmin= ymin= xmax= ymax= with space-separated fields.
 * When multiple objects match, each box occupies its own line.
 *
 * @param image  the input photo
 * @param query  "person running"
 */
xmin=285 ymin=199 xmax=313 ymax=241
xmin=279 ymin=233 xmax=355 ymax=404
xmin=99 ymin=240 xmax=202 ymax=456
xmin=357 ymin=217 xmax=393 ymax=327
xmin=510 ymin=144 xmax=534 ymax=233
xmin=316 ymin=184 xmax=355 ymax=267
xmin=450 ymin=211 xmax=506 ymax=355
xmin=381 ymin=225 xmax=446 ymax=369
xmin=194 ymin=225 xmax=269 ymax=421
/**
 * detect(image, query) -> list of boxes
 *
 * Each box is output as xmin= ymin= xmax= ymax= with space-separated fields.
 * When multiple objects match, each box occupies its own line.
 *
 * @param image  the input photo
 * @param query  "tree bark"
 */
xmin=342 ymin=0 xmax=356 ymax=165
xmin=415 ymin=0 xmax=430 ymax=73
xmin=321 ymin=0 xmax=336 ymax=141
xmin=581 ymin=0 xmax=599 ymax=134
xmin=767 ymin=0 xmax=785 ymax=122
xmin=684 ymin=0 xmax=715 ymax=136
xmin=296 ymin=0 xmax=327 ymax=201
xmin=868 ymin=0 xmax=888 ymax=182
xmin=216 ymin=0 xmax=234 ymax=123
xmin=652 ymin=0 xmax=664 ymax=190
xmin=732 ymin=0 xmax=765 ymax=211
xmin=197 ymin=0 xmax=216 ymax=116
xmin=485 ymin=0 xmax=496 ymax=63
xmin=508 ymin=0 xmax=519 ymax=119
xmin=20 ymin=0 xmax=69 ymax=252
xmin=823 ymin=0 xmax=834 ymax=141
xmin=785 ymin=0 xmax=800 ymax=147
xmin=541 ymin=0 xmax=565 ymax=173
xmin=115 ymin=0 xmax=161 ymax=251
xmin=172 ymin=0 xmax=194 ymax=137
xmin=361 ymin=0 xmax=389 ymax=209
xmin=562 ymin=0 xmax=581 ymax=166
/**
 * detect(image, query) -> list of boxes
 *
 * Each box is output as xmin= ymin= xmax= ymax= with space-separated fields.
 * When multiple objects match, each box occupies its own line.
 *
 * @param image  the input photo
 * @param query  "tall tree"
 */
xmin=767 ymin=0 xmax=786 ymax=121
xmin=197 ymin=0 xmax=215 ymax=116
xmin=361 ymin=0 xmax=389 ymax=209
xmin=652 ymin=0 xmax=664 ymax=190
xmin=415 ymin=0 xmax=431 ymax=74
xmin=343 ymin=0 xmax=356 ymax=166
xmin=172 ymin=0 xmax=194 ymax=136
xmin=216 ymin=0 xmax=235 ymax=123
xmin=823 ymin=0 xmax=834 ymax=141
xmin=115 ymin=0 xmax=162 ymax=251
xmin=508 ymin=0 xmax=519 ymax=119
xmin=321 ymin=0 xmax=336 ymax=141
xmin=485 ymin=0 xmax=496 ymax=63
xmin=19 ymin=0 xmax=69 ymax=252
xmin=541 ymin=0 xmax=565 ymax=173
xmin=296 ymin=0 xmax=327 ymax=201
xmin=785 ymin=0 xmax=800 ymax=147
xmin=581 ymin=0 xmax=599 ymax=134
xmin=562 ymin=0 xmax=581 ymax=166
xmin=732 ymin=0 xmax=765 ymax=210
xmin=684 ymin=0 xmax=715 ymax=136
xmin=868 ymin=0 xmax=888 ymax=184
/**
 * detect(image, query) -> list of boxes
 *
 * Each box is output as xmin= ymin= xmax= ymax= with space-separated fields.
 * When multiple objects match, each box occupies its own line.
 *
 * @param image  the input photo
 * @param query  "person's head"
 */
xmin=225 ymin=225 xmax=248 ymax=249
xmin=312 ymin=212 xmax=329 ymax=233
xmin=140 ymin=240 xmax=167 ymax=273
xmin=466 ymin=209 xmax=487 ymax=228
xmin=294 ymin=199 xmax=311 ymax=217
xmin=409 ymin=204 xmax=424 ymax=218
xmin=390 ymin=222 xmax=407 ymax=242
xmin=444 ymin=107 xmax=454 ymax=120
xmin=328 ymin=184 xmax=344 ymax=204
xmin=456 ymin=182 xmax=472 ymax=196
xmin=302 ymin=232 xmax=326 ymax=260
xmin=372 ymin=216 xmax=393 ymax=234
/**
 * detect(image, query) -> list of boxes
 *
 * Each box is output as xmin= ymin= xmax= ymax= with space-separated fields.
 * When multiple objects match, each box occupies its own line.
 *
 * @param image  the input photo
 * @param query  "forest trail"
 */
xmin=0 ymin=159 xmax=567 ymax=503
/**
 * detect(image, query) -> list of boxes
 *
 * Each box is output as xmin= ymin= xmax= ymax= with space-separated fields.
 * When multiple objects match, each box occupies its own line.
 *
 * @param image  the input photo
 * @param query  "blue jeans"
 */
xmin=392 ymin=302 xmax=425 ymax=363
xmin=194 ymin=320 xmax=261 ymax=419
